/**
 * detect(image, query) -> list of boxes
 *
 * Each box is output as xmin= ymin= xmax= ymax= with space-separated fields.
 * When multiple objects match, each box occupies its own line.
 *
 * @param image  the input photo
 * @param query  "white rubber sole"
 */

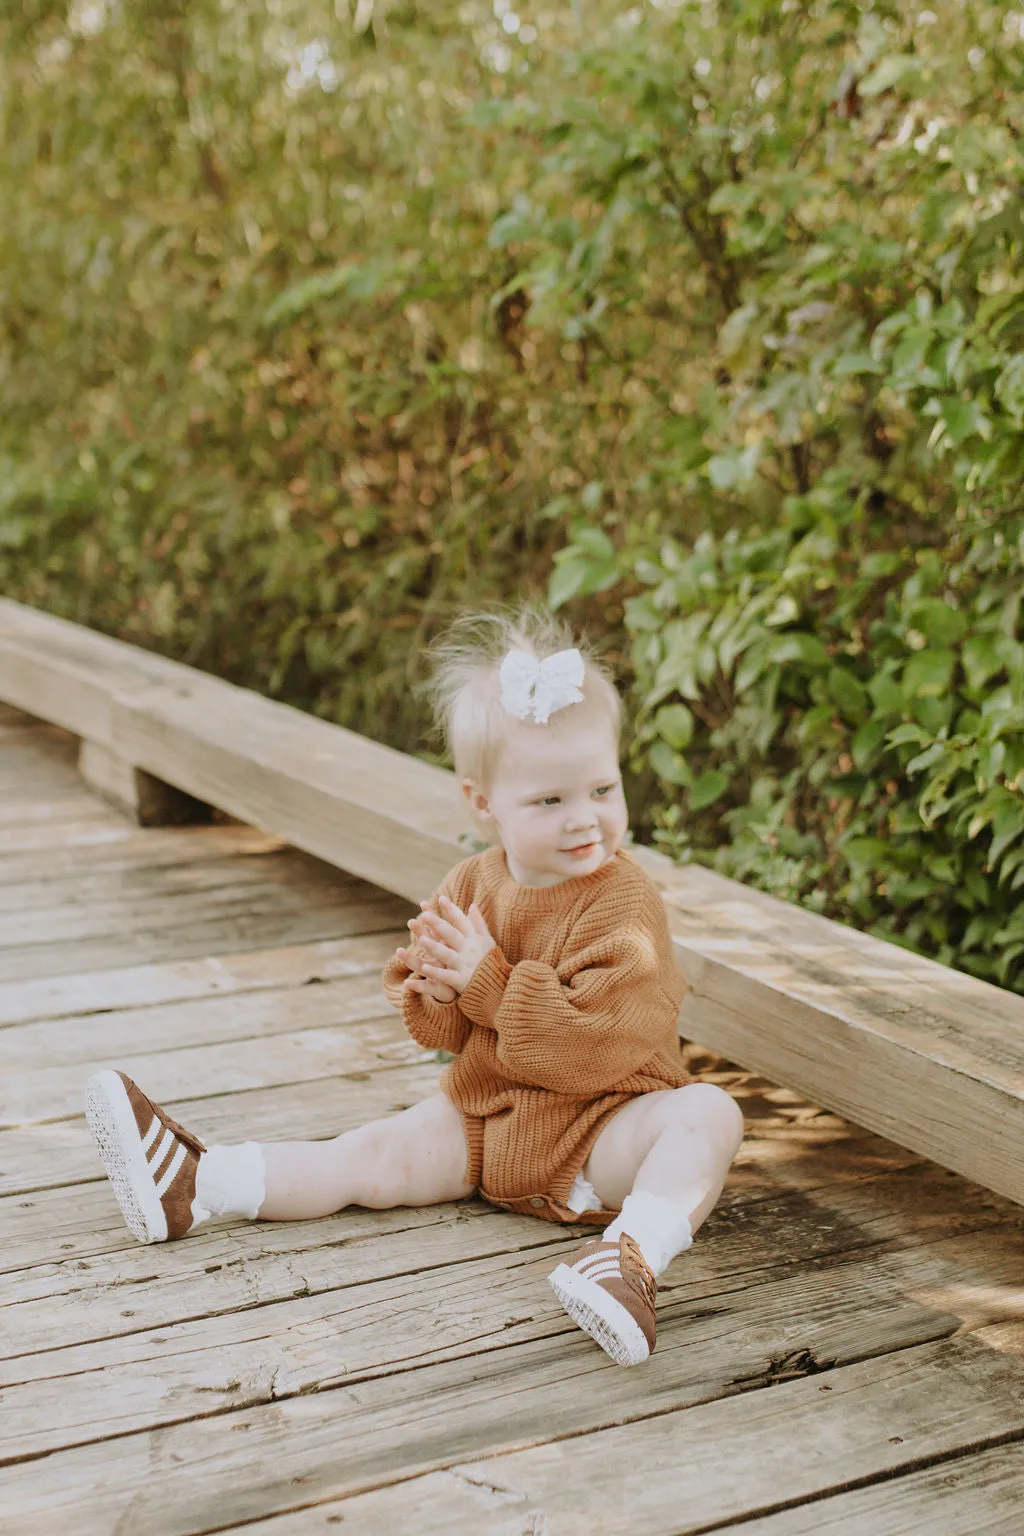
xmin=84 ymin=1069 xmax=168 ymax=1244
xmin=549 ymin=1263 xmax=651 ymax=1367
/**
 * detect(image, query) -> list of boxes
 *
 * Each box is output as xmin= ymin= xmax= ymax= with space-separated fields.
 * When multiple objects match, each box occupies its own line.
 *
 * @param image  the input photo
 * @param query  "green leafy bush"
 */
xmin=1 ymin=0 xmax=643 ymax=743
xmin=616 ymin=492 xmax=1024 ymax=991
xmin=526 ymin=2 xmax=1024 ymax=989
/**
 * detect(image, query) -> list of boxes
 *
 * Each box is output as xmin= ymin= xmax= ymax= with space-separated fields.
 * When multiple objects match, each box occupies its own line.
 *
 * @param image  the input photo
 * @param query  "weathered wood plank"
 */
xmin=1 ymin=1007 xmax=422 ymax=1128
xmin=0 ymin=1222 xmax=977 ymax=1468
xmin=0 ymin=794 xmax=111 ymax=828
xmin=220 ymin=1442 xmax=1024 ymax=1536
xmin=0 ymin=846 xmax=346 ymax=914
xmin=368 ymin=1325 xmax=1024 ymax=1536
xmin=223 ymin=1470 xmax=567 ymax=1536
xmin=0 ymin=817 xmax=277 ymax=878
xmin=0 ymin=968 xmax=398 ymax=1071
xmin=3 ymin=1320 xmax=1022 ymax=1535
xmin=0 ymin=888 xmax=411 ymax=983
xmin=0 ymin=743 xmax=79 ymax=792
xmin=666 ymin=921 xmax=1024 ymax=1208
xmin=0 ymin=824 xmax=283 ymax=889
xmin=0 ymin=932 xmax=396 ymax=1027
xmin=0 ymin=863 xmax=371 ymax=947
xmin=2 ymin=1195 xmax=513 ymax=1345
xmin=0 ymin=598 xmax=463 ymax=900
xmin=0 ymin=818 xmax=156 ymax=855
xmin=0 ymin=1178 xmax=493 ymax=1278
xmin=722 ymin=1440 xmax=1024 ymax=1535
xmin=0 ymin=766 xmax=79 ymax=798
xmin=0 ymin=860 xmax=388 ymax=940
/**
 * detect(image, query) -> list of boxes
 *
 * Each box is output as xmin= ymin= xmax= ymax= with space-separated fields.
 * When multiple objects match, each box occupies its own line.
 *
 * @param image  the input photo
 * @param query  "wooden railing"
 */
xmin=3 ymin=595 xmax=1022 ymax=1205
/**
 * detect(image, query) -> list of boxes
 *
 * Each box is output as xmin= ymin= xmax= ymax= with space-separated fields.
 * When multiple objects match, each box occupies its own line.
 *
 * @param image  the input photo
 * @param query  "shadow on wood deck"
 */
xmin=2 ymin=702 xmax=1024 ymax=1535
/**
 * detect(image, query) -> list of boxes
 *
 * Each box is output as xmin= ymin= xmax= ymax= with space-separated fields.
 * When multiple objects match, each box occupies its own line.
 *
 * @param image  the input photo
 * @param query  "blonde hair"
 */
xmin=419 ymin=601 xmax=623 ymax=840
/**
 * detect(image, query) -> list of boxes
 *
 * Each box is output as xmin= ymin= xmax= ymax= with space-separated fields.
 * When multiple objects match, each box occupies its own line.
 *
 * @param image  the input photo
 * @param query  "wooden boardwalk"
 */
xmin=2 ymin=701 xmax=1024 ymax=1535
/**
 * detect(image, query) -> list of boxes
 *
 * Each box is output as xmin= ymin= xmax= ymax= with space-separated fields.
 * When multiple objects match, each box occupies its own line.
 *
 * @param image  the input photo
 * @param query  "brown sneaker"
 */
xmin=548 ymin=1233 xmax=657 ymax=1366
xmin=84 ymin=1069 xmax=207 ymax=1244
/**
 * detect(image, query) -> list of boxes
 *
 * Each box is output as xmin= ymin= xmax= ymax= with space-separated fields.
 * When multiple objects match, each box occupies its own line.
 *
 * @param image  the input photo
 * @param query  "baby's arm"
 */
xmin=455 ymin=882 xmax=682 ymax=1094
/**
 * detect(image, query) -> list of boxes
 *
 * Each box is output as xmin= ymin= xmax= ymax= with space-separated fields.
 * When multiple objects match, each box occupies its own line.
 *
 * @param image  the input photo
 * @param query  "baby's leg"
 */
xmin=583 ymin=1083 xmax=744 ymax=1237
xmin=85 ymin=1068 xmax=474 ymax=1244
xmin=557 ymin=1082 xmax=743 ymax=1287
xmin=255 ymin=1090 xmax=474 ymax=1220
xmin=548 ymin=1085 xmax=743 ymax=1367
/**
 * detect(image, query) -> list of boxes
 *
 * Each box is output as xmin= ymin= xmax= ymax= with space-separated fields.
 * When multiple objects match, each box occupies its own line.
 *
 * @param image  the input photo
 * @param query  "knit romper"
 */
xmin=382 ymin=845 xmax=692 ymax=1224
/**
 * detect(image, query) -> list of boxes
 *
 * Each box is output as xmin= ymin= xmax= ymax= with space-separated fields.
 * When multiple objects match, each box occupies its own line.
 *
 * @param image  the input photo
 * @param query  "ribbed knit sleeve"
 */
xmin=457 ymin=881 xmax=685 ymax=1095
xmin=381 ymin=857 xmax=478 ymax=1056
xmin=381 ymin=955 xmax=471 ymax=1054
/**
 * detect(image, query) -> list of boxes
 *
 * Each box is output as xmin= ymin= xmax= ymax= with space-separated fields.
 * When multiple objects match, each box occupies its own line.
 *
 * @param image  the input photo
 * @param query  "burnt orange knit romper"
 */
xmin=382 ymin=845 xmax=692 ymax=1224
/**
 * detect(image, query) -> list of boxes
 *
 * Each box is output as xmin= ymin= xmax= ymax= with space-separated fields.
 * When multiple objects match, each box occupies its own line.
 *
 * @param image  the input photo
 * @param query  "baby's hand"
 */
xmin=405 ymin=972 xmax=459 ymax=1004
xmin=406 ymin=895 xmax=496 ymax=995
xmin=395 ymin=946 xmax=459 ymax=1004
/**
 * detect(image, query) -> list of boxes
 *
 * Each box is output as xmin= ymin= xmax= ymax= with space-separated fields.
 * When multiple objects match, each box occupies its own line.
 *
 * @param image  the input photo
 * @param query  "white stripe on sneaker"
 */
xmin=155 ymin=1142 xmax=187 ymax=1199
xmin=577 ymin=1251 xmax=620 ymax=1273
xmin=575 ymin=1261 xmax=623 ymax=1284
xmin=153 ymin=1139 xmax=180 ymax=1187
xmin=141 ymin=1115 xmax=161 ymax=1155
xmin=147 ymin=1127 xmax=174 ymax=1176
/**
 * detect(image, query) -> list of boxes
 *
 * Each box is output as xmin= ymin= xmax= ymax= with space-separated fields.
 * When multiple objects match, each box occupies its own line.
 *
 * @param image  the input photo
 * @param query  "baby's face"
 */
xmin=463 ymin=715 xmax=629 ymax=887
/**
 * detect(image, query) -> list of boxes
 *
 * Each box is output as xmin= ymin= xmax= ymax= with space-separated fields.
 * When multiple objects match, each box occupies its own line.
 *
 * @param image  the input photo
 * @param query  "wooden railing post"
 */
xmin=77 ymin=739 xmax=213 ymax=826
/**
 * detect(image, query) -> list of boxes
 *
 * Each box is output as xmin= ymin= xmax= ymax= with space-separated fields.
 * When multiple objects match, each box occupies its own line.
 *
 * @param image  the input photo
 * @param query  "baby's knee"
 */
xmin=670 ymin=1082 xmax=745 ymax=1154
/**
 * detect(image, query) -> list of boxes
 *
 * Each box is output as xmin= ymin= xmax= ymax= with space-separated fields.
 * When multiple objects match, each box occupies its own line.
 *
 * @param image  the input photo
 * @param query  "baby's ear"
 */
xmin=461 ymin=777 xmax=494 ymax=822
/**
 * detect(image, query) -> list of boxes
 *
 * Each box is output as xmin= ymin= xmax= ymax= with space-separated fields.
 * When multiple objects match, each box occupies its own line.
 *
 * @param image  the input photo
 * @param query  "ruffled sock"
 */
xmin=602 ymin=1190 xmax=693 ymax=1278
xmin=190 ymin=1141 xmax=266 ymax=1229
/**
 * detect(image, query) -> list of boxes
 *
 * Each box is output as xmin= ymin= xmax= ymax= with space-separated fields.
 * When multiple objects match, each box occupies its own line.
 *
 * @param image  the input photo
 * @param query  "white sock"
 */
xmin=190 ymin=1142 xmax=266 ymax=1228
xmin=602 ymin=1191 xmax=693 ymax=1278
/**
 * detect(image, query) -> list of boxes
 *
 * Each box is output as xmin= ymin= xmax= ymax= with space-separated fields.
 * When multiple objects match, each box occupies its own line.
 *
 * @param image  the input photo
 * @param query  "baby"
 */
xmin=83 ymin=605 xmax=743 ymax=1367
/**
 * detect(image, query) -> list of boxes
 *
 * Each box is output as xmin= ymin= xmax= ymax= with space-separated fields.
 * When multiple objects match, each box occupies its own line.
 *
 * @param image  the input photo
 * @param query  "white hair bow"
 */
xmin=499 ymin=647 xmax=585 ymax=725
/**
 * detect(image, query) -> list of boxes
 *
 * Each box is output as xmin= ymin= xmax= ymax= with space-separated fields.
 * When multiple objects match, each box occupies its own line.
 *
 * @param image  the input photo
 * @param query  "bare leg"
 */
xmin=582 ymin=1082 xmax=744 ymax=1234
xmin=257 ymin=1090 xmax=475 ymax=1221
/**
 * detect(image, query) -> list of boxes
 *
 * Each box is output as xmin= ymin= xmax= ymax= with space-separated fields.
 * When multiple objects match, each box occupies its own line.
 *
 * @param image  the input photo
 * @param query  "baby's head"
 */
xmin=422 ymin=603 xmax=629 ymax=888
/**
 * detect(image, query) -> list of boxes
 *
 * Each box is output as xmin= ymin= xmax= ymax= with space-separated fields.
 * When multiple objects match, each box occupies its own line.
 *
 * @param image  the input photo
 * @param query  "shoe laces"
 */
xmin=158 ymin=1106 xmax=207 ymax=1157
xmin=619 ymin=1234 xmax=657 ymax=1308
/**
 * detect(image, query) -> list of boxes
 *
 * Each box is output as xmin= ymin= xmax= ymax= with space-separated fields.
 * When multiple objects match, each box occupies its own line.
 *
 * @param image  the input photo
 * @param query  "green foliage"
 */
xmin=1 ymin=0 xmax=640 ymax=741
xmin=617 ymin=493 xmax=1024 ymax=992
xmin=527 ymin=0 xmax=1024 ymax=990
